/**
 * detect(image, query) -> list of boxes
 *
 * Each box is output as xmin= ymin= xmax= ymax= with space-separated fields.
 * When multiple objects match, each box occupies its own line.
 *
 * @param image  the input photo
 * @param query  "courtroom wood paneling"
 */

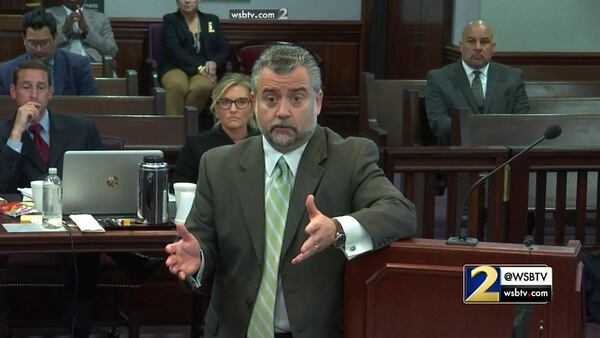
xmin=0 ymin=15 xmax=361 ymax=135
xmin=111 ymin=18 xmax=362 ymax=136
xmin=384 ymin=0 xmax=453 ymax=79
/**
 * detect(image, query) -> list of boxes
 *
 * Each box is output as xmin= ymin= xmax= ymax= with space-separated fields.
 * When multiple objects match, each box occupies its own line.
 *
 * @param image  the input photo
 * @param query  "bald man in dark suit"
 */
xmin=426 ymin=20 xmax=529 ymax=145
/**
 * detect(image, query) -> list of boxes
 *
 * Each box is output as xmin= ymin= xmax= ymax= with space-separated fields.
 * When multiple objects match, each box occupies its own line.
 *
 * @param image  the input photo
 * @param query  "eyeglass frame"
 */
xmin=217 ymin=97 xmax=251 ymax=109
xmin=24 ymin=39 xmax=52 ymax=50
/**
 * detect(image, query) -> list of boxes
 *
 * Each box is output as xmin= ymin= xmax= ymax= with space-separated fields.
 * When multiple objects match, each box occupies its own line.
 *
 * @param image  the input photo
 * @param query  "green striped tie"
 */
xmin=248 ymin=156 xmax=292 ymax=338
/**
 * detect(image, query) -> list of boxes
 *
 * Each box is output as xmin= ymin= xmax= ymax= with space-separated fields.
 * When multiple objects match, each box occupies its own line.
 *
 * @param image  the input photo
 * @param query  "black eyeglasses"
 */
xmin=217 ymin=97 xmax=250 ymax=109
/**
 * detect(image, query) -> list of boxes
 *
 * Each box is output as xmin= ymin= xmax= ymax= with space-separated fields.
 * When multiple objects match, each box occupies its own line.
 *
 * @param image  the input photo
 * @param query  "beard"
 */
xmin=262 ymin=118 xmax=315 ymax=152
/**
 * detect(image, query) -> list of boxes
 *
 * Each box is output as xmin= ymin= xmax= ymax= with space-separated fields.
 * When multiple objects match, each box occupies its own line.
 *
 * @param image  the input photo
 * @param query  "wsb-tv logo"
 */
xmin=464 ymin=265 xmax=552 ymax=304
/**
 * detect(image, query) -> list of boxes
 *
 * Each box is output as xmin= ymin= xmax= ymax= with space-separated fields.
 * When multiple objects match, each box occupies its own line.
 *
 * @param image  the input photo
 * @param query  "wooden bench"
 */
xmin=358 ymin=72 xmax=600 ymax=147
xmin=0 ymin=88 xmax=166 ymax=118
xmin=529 ymin=96 xmax=600 ymax=114
xmin=358 ymin=72 xmax=426 ymax=147
xmin=453 ymin=112 xmax=600 ymax=147
xmin=525 ymin=81 xmax=600 ymax=97
xmin=89 ymin=108 xmax=198 ymax=151
xmin=95 ymin=69 xmax=139 ymax=96
xmin=91 ymin=56 xmax=116 ymax=78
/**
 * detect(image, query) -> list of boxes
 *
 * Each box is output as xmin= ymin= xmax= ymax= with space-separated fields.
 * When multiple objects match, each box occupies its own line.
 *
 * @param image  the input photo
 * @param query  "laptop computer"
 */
xmin=62 ymin=150 xmax=163 ymax=215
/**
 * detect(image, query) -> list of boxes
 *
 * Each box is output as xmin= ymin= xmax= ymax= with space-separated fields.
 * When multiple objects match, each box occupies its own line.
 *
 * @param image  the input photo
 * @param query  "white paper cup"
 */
xmin=175 ymin=191 xmax=195 ymax=224
xmin=30 ymin=180 xmax=44 ymax=211
xmin=173 ymin=182 xmax=196 ymax=209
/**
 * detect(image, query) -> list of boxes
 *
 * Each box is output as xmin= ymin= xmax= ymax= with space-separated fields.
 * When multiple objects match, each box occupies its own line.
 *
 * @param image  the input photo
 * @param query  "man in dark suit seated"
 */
xmin=426 ymin=20 xmax=530 ymax=145
xmin=0 ymin=60 xmax=158 ymax=337
xmin=0 ymin=8 xmax=98 ymax=95
xmin=165 ymin=45 xmax=417 ymax=338
xmin=0 ymin=60 xmax=101 ymax=337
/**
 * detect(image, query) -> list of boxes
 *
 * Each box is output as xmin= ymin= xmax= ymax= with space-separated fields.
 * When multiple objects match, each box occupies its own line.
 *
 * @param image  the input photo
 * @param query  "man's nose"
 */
xmin=275 ymin=102 xmax=291 ymax=118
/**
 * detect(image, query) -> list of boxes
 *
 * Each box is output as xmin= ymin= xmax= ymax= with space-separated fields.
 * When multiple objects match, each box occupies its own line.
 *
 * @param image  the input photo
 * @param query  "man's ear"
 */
xmin=315 ymin=89 xmax=323 ymax=116
xmin=9 ymin=84 xmax=16 ymax=100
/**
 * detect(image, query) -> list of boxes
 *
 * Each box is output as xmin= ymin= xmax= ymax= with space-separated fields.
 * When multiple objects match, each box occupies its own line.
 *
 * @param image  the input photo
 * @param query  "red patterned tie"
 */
xmin=29 ymin=124 xmax=49 ymax=166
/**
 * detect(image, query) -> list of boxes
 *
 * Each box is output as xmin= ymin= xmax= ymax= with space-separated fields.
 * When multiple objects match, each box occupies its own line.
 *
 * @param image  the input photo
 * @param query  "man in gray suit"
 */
xmin=165 ymin=45 xmax=416 ymax=338
xmin=47 ymin=0 xmax=118 ymax=63
xmin=426 ymin=20 xmax=529 ymax=145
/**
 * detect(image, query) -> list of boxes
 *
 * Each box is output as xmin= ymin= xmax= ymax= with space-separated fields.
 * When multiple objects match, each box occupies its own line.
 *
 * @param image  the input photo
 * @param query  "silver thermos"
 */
xmin=137 ymin=155 xmax=168 ymax=224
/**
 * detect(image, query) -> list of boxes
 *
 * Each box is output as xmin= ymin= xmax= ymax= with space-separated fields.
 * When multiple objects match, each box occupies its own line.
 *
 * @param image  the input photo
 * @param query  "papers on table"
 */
xmin=3 ymin=222 xmax=66 ymax=232
xmin=69 ymin=214 xmax=105 ymax=233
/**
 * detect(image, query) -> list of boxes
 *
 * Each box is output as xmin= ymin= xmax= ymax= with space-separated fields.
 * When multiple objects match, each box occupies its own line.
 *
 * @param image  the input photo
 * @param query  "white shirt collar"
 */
xmin=63 ymin=5 xmax=80 ymax=15
xmin=262 ymin=135 xmax=309 ymax=179
xmin=461 ymin=60 xmax=490 ymax=78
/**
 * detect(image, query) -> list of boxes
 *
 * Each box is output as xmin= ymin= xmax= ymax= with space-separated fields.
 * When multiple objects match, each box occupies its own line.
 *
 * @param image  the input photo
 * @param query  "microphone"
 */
xmin=446 ymin=124 xmax=562 ymax=246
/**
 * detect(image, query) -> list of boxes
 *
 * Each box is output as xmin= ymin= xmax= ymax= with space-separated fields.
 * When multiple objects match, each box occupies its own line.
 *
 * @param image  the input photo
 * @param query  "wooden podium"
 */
xmin=344 ymin=238 xmax=583 ymax=338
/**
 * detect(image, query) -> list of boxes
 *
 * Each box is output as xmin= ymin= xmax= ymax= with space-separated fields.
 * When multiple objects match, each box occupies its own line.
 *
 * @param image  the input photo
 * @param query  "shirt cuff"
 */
xmin=335 ymin=215 xmax=373 ymax=260
xmin=6 ymin=139 xmax=22 ymax=153
xmin=186 ymin=248 xmax=205 ymax=290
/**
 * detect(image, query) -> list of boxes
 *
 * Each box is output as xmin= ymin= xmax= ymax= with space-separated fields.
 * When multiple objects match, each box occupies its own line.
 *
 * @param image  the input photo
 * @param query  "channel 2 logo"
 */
xmin=463 ymin=265 xmax=552 ymax=304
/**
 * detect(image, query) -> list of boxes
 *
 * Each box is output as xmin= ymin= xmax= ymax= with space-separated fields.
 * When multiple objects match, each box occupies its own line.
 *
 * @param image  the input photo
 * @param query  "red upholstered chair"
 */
xmin=233 ymin=41 xmax=323 ymax=75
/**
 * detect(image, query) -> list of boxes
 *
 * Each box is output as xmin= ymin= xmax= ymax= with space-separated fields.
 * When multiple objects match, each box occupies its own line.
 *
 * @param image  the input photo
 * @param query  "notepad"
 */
xmin=69 ymin=214 xmax=105 ymax=233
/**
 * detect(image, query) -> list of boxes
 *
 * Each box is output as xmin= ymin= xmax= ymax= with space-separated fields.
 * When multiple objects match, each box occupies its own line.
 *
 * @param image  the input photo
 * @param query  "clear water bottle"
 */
xmin=42 ymin=167 xmax=63 ymax=229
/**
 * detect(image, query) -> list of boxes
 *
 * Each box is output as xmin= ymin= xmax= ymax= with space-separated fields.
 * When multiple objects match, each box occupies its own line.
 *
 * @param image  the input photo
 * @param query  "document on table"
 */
xmin=3 ymin=222 xmax=66 ymax=232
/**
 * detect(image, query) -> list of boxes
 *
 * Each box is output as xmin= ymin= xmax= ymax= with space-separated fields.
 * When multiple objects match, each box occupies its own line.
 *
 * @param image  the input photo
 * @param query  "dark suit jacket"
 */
xmin=173 ymin=124 xmax=260 ymax=184
xmin=0 ymin=49 xmax=98 ymax=95
xmin=0 ymin=111 xmax=101 ymax=193
xmin=187 ymin=125 xmax=416 ymax=338
xmin=160 ymin=10 xmax=229 ymax=78
xmin=426 ymin=60 xmax=529 ymax=144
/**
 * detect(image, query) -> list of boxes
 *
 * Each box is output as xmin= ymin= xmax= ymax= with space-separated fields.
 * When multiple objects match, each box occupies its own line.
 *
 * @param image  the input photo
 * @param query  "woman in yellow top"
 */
xmin=160 ymin=0 xmax=229 ymax=115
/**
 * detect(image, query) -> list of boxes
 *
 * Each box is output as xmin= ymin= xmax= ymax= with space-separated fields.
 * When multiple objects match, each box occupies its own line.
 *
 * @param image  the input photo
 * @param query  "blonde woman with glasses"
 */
xmin=173 ymin=72 xmax=259 ymax=183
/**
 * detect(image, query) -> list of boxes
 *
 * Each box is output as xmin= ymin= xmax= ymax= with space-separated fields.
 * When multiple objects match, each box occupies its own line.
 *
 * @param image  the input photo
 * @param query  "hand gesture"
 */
xmin=165 ymin=223 xmax=202 ymax=280
xmin=74 ymin=10 xmax=88 ymax=34
xmin=291 ymin=194 xmax=337 ymax=264
xmin=10 ymin=102 xmax=41 ymax=141
xmin=203 ymin=61 xmax=218 ymax=83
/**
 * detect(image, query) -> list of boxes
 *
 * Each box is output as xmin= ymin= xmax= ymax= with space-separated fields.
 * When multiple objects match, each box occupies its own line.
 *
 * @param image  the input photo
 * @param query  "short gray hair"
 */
xmin=251 ymin=45 xmax=322 ymax=93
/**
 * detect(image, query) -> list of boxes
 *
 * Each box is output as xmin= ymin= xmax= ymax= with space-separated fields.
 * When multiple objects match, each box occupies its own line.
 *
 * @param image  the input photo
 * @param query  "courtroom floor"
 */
xmin=7 ymin=325 xmax=191 ymax=338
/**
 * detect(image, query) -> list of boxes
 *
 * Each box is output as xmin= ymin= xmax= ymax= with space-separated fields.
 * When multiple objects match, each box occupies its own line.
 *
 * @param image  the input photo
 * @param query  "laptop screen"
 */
xmin=62 ymin=150 xmax=163 ymax=215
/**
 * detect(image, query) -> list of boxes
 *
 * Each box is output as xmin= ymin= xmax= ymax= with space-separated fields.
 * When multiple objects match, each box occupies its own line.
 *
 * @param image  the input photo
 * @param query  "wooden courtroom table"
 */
xmin=0 ymin=194 xmax=177 ymax=254
xmin=0 ymin=225 xmax=177 ymax=254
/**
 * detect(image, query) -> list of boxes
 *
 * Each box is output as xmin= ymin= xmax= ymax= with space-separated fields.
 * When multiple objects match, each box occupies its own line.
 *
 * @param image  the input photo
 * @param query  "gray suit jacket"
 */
xmin=47 ymin=6 xmax=118 ymax=63
xmin=426 ymin=60 xmax=530 ymax=144
xmin=187 ymin=126 xmax=416 ymax=338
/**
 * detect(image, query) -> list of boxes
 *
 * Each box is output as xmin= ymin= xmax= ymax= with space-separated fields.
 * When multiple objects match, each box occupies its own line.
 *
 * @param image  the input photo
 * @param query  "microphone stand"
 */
xmin=446 ymin=134 xmax=550 ymax=246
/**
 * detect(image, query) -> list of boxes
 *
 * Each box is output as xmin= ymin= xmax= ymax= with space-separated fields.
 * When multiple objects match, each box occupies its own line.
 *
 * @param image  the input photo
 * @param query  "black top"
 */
xmin=160 ymin=10 xmax=230 ymax=78
xmin=173 ymin=124 xmax=260 ymax=184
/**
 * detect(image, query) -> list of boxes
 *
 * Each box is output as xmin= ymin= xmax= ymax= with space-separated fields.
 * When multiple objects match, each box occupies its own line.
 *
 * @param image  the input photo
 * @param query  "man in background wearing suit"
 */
xmin=0 ymin=8 xmax=98 ymax=95
xmin=426 ymin=20 xmax=530 ymax=145
xmin=0 ymin=60 xmax=101 ymax=337
xmin=47 ymin=0 xmax=118 ymax=63
xmin=165 ymin=45 xmax=416 ymax=338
